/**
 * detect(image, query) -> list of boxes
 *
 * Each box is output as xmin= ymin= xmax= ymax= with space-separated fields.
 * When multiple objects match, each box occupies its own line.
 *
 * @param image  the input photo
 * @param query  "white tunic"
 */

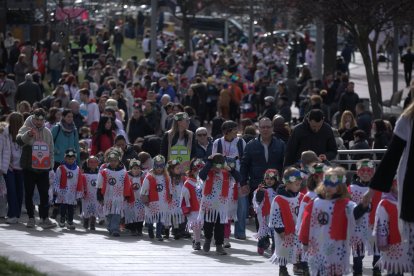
xmin=198 ymin=170 xmax=234 ymax=224
xmin=296 ymin=191 xmax=317 ymax=233
xmin=302 ymin=197 xmax=357 ymax=276
xmin=269 ymin=194 xmax=302 ymax=266
xmin=54 ymin=165 xmax=83 ymax=205
xmin=97 ymin=168 xmax=129 ymax=216
xmin=180 ymin=177 xmax=203 ymax=230
xmin=141 ymin=173 xmax=173 ymax=226
xmin=170 ymin=176 xmax=185 ymax=227
xmin=124 ymin=173 xmax=146 ymax=224
xmin=82 ymin=172 xmax=103 ymax=219
xmin=253 ymin=187 xmax=278 ymax=239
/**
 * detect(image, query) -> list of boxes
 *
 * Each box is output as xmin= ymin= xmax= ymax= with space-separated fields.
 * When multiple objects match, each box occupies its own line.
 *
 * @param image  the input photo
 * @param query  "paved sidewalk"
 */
xmin=0 ymin=216 xmax=377 ymax=275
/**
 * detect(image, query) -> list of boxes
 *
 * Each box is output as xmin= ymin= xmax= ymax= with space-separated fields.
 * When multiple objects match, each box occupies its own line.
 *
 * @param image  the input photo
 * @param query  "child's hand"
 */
xmin=362 ymin=188 xmax=374 ymax=206
xmin=240 ymin=185 xmax=250 ymax=196
xmin=124 ymin=196 xmax=130 ymax=202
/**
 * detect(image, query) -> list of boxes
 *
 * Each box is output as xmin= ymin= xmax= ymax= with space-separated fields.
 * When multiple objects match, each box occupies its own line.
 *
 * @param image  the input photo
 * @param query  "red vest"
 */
xmin=204 ymin=169 xmax=230 ymax=198
xmin=330 ymin=198 xmax=350 ymax=241
xmin=369 ymin=190 xmax=382 ymax=226
xmin=381 ymin=199 xmax=402 ymax=245
xmin=182 ymin=178 xmax=200 ymax=213
xmin=147 ymin=173 xmax=171 ymax=204
xmin=261 ymin=190 xmax=271 ymax=217
xmin=275 ymin=196 xmax=296 ymax=235
xmin=59 ymin=165 xmax=84 ymax=194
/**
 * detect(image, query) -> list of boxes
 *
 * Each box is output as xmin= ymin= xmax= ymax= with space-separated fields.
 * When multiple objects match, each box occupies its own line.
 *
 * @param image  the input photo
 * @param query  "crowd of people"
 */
xmin=0 ymin=27 xmax=414 ymax=276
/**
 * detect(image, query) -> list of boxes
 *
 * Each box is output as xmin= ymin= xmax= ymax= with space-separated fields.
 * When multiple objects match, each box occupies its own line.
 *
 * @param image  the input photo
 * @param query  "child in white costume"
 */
xmin=124 ymin=159 xmax=146 ymax=236
xmin=141 ymin=155 xmax=173 ymax=241
xmin=253 ymin=168 xmax=279 ymax=255
xmin=54 ymin=149 xmax=85 ymax=230
xmin=374 ymin=179 xmax=413 ymax=275
xmin=269 ymin=167 xmax=304 ymax=276
xmin=81 ymin=156 xmax=102 ymax=231
xmin=198 ymin=153 xmax=240 ymax=255
xmin=97 ymin=149 xmax=134 ymax=237
xmin=349 ymin=159 xmax=382 ymax=275
xmin=299 ymin=167 xmax=369 ymax=276
xmin=167 ymin=159 xmax=186 ymax=239
xmin=181 ymin=158 xmax=205 ymax=251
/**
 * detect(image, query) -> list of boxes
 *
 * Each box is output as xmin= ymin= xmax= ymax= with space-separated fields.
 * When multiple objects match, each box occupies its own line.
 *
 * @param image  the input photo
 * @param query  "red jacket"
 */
xmin=91 ymin=132 xmax=115 ymax=155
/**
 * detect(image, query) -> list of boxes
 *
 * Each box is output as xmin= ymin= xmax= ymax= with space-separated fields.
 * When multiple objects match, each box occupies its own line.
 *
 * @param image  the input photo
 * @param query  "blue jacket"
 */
xmin=195 ymin=139 xmax=213 ymax=161
xmin=51 ymin=124 xmax=80 ymax=164
xmin=240 ymin=135 xmax=285 ymax=189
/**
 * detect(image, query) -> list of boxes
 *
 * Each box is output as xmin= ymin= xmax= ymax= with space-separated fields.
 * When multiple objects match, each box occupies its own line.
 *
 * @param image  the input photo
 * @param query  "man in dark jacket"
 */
xmin=115 ymin=135 xmax=138 ymax=170
xmin=259 ymin=96 xmax=277 ymax=120
xmin=355 ymin=102 xmax=373 ymax=136
xmin=15 ymin=73 xmax=42 ymax=106
xmin=240 ymin=117 xmax=285 ymax=191
xmin=194 ymin=127 xmax=212 ymax=161
xmin=338 ymin=81 xmax=359 ymax=116
xmin=284 ymin=109 xmax=338 ymax=166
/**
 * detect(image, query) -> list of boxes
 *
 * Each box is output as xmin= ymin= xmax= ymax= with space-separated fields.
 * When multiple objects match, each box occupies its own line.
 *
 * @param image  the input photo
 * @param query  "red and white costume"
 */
xmin=349 ymin=182 xmax=382 ymax=256
xmin=170 ymin=176 xmax=185 ymax=227
xmin=198 ymin=169 xmax=235 ymax=224
xmin=253 ymin=186 xmax=278 ymax=239
xmin=124 ymin=173 xmax=146 ymax=224
xmin=227 ymin=180 xmax=240 ymax=222
xmin=299 ymin=197 xmax=357 ymax=276
xmin=373 ymin=195 xmax=412 ymax=274
xmin=269 ymin=193 xmax=303 ymax=265
xmin=97 ymin=167 xmax=133 ymax=216
xmin=181 ymin=177 xmax=203 ymax=230
xmin=296 ymin=190 xmax=317 ymax=233
xmin=82 ymin=171 xmax=103 ymax=219
xmin=141 ymin=172 xmax=173 ymax=226
xmin=54 ymin=165 xmax=84 ymax=205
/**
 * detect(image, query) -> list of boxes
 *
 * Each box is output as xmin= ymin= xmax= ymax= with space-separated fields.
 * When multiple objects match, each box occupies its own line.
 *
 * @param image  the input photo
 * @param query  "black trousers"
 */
xmin=60 ymin=204 xmax=75 ymax=223
xmin=404 ymin=66 xmax=412 ymax=87
xmin=204 ymin=215 xmax=224 ymax=245
xmin=23 ymin=170 xmax=50 ymax=219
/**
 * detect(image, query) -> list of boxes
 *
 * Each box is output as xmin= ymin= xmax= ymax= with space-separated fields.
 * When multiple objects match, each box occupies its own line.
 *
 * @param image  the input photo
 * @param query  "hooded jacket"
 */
xmin=16 ymin=115 xmax=54 ymax=171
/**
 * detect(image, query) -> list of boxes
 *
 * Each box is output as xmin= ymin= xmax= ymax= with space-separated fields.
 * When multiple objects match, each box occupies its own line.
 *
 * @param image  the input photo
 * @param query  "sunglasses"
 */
xmin=197 ymin=133 xmax=207 ymax=136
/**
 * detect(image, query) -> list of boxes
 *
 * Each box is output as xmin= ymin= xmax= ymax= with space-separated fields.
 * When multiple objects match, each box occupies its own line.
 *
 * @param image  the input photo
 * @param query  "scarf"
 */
xmin=60 ymin=120 xmax=75 ymax=133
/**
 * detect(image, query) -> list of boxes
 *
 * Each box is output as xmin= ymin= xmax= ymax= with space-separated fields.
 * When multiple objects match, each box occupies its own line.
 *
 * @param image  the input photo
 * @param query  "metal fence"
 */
xmin=331 ymin=149 xmax=387 ymax=172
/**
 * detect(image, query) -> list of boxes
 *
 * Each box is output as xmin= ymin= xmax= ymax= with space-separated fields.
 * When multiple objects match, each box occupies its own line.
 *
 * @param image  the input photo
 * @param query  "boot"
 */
xmin=90 ymin=216 xmax=96 ymax=231
xmin=51 ymin=206 xmax=59 ymax=219
xmin=224 ymin=238 xmax=231 ymax=248
xmin=203 ymin=239 xmax=211 ymax=252
xmin=279 ymin=266 xmax=290 ymax=276
xmin=83 ymin=218 xmax=89 ymax=229
xmin=215 ymin=244 xmax=227 ymax=255
xmin=148 ymin=226 xmax=154 ymax=239
xmin=192 ymin=240 xmax=201 ymax=250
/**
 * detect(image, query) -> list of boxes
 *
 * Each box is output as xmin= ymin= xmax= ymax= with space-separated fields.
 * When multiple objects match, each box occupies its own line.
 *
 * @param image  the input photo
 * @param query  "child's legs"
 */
xmin=60 ymin=204 xmax=68 ymax=222
xmin=107 ymin=214 xmax=121 ymax=233
xmin=223 ymin=221 xmax=231 ymax=239
xmin=67 ymin=204 xmax=75 ymax=223
xmin=0 ymin=195 xmax=7 ymax=217
xmin=213 ymin=219 xmax=225 ymax=246
xmin=257 ymin=236 xmax=268 ymax=249
xmin=270 ymin=230 xmax=275 ymax=252
xmin=156 ymin=222 xmax=164 ymax=237
xmin=136 ymin=221 xmax=143 ymax=233
xmin=203 ymin=221 xmax=214 ymax=240
xmin=193 ymin=225 xmax=201 ymax=242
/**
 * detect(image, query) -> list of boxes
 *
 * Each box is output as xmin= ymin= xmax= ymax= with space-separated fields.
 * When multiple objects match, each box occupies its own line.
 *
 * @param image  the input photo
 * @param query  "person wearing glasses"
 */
xmin=194 ymin=127 xmax=212 ymax=161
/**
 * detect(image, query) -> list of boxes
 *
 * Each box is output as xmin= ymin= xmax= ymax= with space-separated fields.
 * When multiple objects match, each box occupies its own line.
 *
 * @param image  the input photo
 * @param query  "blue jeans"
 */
xmin=4 ymin=170 xmax=24 ymax=218
xmin=50 ymin=69 xmax=61 ymax=88
xmin=234 ymin=195 xmax=248 ymax=238
xmin=147 ymin=222 xmax=164 ymax=238
xmin=106 ymin=214 xmax=121 ymax=234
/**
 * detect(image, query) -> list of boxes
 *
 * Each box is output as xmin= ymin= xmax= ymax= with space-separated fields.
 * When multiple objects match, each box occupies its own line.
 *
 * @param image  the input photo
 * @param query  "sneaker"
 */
xmin=6 ymin=217 xmax=18 ymax=224
xmin=181 ymin=231 xmax=192 ymax=239
xmin=293 ymin=263 xmax=304 ymax=275
xmin=59 ymin=221 xmax=65 ymax=228
xmin=41 ymin=218 xmax=57 ymax=229
xmin=215 ymin=245 xmax=227 ymax=255
xmin=67 ymin=222 xmax=75 ymax=230
xmin=148 ymin=228 xmax=154 ymax=239
xmin=112 ymin=232 xmax=120 ymax=237
xmin=156 ymin=235 xmax=164 ymax=242
xmin=234 ymin=235 xmax=246 ymax=240
xmin=257 ymin=247 xmax=265 ymax=256
xmin=26 ymin=218 xmax=35 ymax=228
xmin=83 ymin=218 xmax=89 ymax=229
xmin=203 ymin=239 xmax=211 ymax=253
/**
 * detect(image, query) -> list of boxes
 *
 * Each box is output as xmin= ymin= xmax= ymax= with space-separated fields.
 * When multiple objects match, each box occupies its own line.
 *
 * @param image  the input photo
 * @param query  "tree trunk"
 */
xmin=182 ymin=14 xmax=191 ymax=52
xmin=369 ymin=33 xmax=382 ymax=103
xmin=323 ymin=22 xmax=337 ymax=77
xmin=359 ymin=41 xmax=383 ymax=119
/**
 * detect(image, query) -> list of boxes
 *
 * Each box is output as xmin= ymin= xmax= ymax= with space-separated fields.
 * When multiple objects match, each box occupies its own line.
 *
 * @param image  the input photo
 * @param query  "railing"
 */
xmin=331 ymin=149 xmax=387 ymax=172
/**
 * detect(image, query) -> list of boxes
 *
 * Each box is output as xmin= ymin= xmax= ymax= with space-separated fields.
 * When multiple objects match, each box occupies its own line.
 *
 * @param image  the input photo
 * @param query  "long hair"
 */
xmin=7 ymin=112 xmax=24 ymax=142
xmin=402 ymin=101 xmax=414 ymax=119
xmin=94 ymin=116 xmax=115 ymax=152
xmin=339 ymin=110 xmax=357 ymax=129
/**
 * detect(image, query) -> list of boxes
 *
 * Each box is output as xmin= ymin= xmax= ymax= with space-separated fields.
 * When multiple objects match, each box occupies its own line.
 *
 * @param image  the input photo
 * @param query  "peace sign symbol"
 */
xmin=295 ymin=206 xmax=299 ymax=216
xmin=91 ymin=180 xmax=97 ymax=187
xmin=67 ymin=171 xmax=74 ymax=179
xmin=156 ymin=184 xmax=164 ymax=192
xmin=108 ymin=177 xmax=117 ymax=186
xmin=317 ymin=211 xmax=329 ymax=225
